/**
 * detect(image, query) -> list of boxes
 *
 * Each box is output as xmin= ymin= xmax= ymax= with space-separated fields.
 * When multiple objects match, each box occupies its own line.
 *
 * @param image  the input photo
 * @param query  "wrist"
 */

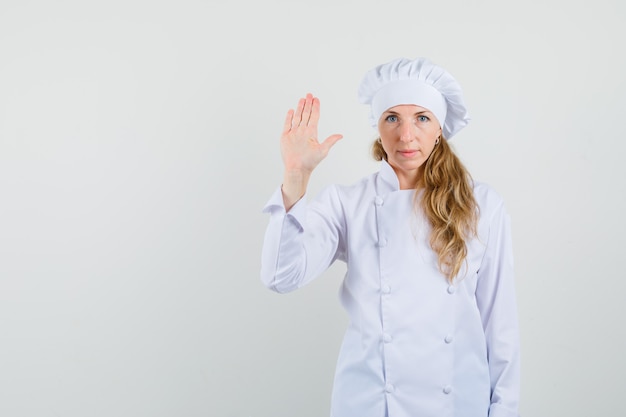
xmin=282 ymin=170 xmax=311 ymax=211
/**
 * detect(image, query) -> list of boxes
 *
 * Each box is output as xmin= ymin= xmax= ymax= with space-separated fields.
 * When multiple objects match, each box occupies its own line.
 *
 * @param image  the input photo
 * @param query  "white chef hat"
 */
xmin=358 ymin=57 xmax=470 ymax=139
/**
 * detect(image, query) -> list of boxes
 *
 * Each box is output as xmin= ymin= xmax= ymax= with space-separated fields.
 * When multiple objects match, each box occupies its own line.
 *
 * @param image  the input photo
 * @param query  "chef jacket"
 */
xmin=261 ymin=160 xmax=520 ymax=417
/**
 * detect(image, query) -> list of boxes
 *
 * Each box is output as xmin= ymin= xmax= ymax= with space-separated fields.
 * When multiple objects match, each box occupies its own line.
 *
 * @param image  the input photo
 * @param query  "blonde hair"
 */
xmin=371 ymin=138 xmax=478 ymax=282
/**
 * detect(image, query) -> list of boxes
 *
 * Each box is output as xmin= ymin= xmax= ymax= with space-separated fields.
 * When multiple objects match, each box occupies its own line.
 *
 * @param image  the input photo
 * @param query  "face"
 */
xmin=377 ymin=104 xmax=442 ymax=189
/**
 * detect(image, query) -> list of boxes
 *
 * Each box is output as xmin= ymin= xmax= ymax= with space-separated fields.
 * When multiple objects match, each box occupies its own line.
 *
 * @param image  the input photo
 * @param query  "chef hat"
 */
xmin=358 ymin=57 xmax=470 ymax=139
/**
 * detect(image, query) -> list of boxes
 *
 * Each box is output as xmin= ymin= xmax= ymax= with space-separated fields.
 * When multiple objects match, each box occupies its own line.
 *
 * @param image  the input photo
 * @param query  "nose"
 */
xmin=399 ymin=120 xmax=414 ymax=142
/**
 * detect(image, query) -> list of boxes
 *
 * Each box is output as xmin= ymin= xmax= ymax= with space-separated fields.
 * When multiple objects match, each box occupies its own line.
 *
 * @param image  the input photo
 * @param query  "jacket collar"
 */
xmin=377 ymin=160 xmax=401 ymax=192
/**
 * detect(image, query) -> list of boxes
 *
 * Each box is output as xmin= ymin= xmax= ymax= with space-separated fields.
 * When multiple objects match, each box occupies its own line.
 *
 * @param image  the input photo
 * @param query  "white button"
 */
xmin=443 ymin=385 xmax=452 ymax=394
xmin=378 ymin=238 xmax=388 ymax=248
xmin=447 ymin=285 xmax=456 ymax=294
xmin=383 ymin=333 xmax=392 ymax=343
xmin=375 ymin=197 xmax=384 ymax=206
xmin=385 ymin=383 xmax=395 ymax=393
xmin=381 ymin=285 xmax=391 ymax=294
xmin=444 ymin=334 xmax=454 ymax=344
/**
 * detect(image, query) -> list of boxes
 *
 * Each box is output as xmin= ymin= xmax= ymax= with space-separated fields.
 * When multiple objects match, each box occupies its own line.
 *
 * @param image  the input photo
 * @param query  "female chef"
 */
xmin=260 ymin=57 xmax=520 ymax=417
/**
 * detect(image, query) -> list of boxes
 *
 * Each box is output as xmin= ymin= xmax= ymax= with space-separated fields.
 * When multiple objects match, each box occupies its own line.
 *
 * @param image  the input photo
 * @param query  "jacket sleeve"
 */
xmin=475 ymin=200 xmax=521 ymax=417
xmin=260 ymin=185 xmax=346 ymax=293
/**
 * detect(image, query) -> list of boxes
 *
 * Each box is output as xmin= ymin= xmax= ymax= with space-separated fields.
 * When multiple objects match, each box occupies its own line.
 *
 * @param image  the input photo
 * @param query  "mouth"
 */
xmin=398 ymin=150 xmax=419 ymax=157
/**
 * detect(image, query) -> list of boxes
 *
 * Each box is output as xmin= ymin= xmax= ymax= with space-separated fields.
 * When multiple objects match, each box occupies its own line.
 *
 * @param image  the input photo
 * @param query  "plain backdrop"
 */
xmin=1 ymin=0 xmax=624 ymax=416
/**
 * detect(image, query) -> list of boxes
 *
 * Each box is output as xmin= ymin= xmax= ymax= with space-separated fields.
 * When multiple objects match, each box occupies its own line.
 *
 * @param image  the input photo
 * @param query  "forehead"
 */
xmin=384 ymin=104 xmax=432 ymax=114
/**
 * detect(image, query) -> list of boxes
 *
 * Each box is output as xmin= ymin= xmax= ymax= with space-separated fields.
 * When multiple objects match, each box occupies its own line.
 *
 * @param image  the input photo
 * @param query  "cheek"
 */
xmin=377 ymin=124 xmax=391 ymax=138
xmin=418 ymin=132 xmax=438 ymax=154
xmin=378 ymin=132 xmax=392 ymax=148
xmin=422 ymin=128 xmax=440 ymax=144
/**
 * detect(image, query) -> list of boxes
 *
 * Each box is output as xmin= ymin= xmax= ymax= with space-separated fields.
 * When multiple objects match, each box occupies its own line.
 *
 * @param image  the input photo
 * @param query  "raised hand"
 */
xmin=281 ymin=93 xmax=343 ymax=173
xmin=280 ymin=93 xmax=342 ymax=210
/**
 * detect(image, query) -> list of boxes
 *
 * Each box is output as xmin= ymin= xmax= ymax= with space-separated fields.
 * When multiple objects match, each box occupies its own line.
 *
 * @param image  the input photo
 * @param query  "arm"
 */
xmin=475 ymin=202 xmax=521 ymax=417
xmin=260 ymin=185 xmax=345 ymax=293
xmin=260 ymin=93 xmax=344 ymax=292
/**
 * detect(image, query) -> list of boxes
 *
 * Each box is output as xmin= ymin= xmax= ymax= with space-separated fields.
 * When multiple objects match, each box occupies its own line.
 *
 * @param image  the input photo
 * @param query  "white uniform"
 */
xmin=261 ymin=160 xmax=520 ymax=417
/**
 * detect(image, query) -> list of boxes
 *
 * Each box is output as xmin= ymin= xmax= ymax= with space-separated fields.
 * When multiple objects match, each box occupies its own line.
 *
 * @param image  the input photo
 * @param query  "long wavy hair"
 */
xmin=371 ymin=137 xmax=478 ymax=282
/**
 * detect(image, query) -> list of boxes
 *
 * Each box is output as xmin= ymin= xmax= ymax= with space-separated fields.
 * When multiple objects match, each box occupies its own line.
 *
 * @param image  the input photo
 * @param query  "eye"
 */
xmin=417 ymin=114 xmax=430 ymax=122
xmin=384 ymin=114 xmax=398 ymax=123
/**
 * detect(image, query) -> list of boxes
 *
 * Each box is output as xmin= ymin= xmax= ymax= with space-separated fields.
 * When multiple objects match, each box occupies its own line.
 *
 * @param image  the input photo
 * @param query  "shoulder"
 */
xmin=472 ymin=180 xmax=508 ymax=221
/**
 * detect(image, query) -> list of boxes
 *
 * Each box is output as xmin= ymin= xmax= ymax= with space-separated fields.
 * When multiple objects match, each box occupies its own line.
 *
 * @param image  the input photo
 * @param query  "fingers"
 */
xmin=290 ymin=93 xmax=314 ymax=129
xmin=282 ymin=109 xmax=294 ymax=135
xmin=300 ymin=93 xmax=313 ymax=127
xmin=308 ymin=96 xmax=321 ymax=126
xmin=283 ymin=93 xmax=327 ymax=139
xmin=292 ymin=96 xmax=305 ymax=128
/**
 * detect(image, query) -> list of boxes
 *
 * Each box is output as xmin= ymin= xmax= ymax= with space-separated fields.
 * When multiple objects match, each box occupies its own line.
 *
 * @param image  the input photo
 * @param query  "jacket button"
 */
xmin=447 ymin=285 xmax=456 ymax=294
xmin=444 ymin=334 xmax=454 ymax=344
xmin=385 ymin=383 xmax=395 ymax=393
xmin=443 ymin=385 xmax=452 ymax=394
xmin=375 ymin=196 xmax=384 ymax=206
xmin=381 ymin=284 xmax=391 ymax=294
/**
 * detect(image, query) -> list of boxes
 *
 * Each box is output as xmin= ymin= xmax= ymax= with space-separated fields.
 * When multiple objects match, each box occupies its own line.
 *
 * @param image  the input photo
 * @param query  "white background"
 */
xmin=1 ymin=0 xmax=624 ymax=416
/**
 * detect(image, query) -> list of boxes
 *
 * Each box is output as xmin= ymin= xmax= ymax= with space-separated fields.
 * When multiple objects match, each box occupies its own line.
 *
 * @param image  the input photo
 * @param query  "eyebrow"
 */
xmin=385 ymin=110 xmax=432 ymax=116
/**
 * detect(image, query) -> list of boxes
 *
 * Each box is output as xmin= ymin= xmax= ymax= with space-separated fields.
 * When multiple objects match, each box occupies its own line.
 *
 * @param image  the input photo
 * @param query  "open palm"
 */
xmin=280 ymin=93 xmax=343 ymax=174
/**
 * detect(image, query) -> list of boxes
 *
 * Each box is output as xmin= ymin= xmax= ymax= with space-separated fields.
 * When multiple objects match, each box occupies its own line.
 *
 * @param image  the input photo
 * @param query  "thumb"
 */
xmin=320 ymin=134 xmax=343 ymax=152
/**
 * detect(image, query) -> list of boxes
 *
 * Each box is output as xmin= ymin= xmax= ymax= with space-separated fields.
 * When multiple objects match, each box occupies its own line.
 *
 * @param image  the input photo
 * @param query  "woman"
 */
xmin=260 ymin=57 xmax=520 ymax=417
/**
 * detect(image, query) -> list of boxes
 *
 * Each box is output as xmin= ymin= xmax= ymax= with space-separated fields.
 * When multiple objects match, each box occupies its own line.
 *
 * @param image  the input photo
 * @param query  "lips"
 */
xmin=398 ymin=150 xmax=418 ymax=157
